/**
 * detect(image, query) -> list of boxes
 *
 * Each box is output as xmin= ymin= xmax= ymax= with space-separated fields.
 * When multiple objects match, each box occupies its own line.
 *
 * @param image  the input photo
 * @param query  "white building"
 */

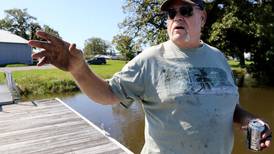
xmin=0 ymin=30 xmax=32 ymax=66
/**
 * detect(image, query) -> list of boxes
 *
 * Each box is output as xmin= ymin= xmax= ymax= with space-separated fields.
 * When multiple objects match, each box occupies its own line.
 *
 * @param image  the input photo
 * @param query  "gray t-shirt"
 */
xmin=108 ymin=40 xmax=239 ymax=154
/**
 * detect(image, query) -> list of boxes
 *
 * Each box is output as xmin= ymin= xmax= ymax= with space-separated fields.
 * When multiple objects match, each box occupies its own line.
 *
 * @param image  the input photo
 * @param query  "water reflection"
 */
xmin=63 ymin=94 xmax=145 ymax=153
xmin=63 ymin=87 xmax=274 ymax=154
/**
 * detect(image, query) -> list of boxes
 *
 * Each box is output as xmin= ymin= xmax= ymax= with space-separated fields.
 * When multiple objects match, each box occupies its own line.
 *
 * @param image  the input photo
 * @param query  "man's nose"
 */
xmin=174 ymin=14 xmax=185 ymax=21
xmin=173 ymin=11 xmax=185 ymax=21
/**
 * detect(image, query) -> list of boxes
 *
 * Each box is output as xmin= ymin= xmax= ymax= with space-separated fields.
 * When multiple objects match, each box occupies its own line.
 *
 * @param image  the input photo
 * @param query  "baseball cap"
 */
xmin=160 ymin=0 xmax=204 ymax=11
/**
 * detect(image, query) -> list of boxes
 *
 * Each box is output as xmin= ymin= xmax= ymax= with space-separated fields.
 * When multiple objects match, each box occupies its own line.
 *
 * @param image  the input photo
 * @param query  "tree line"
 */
xmin=0 ymin=8 xmax=135 ymax=61
xmin=1 ymin=0 xmax=273 ymax=85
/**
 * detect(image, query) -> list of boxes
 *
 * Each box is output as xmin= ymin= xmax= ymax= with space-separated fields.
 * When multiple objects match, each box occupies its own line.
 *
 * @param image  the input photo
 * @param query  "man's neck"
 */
xmin=172 ymin=40 xmax=202 ymax=49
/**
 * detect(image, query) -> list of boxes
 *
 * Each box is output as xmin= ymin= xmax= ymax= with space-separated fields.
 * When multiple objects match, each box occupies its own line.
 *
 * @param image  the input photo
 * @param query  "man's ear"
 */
xmin=201 ymin=16 xmax=204 ymax=22
xmin=201 ymin=11 xmax=207 ymax=27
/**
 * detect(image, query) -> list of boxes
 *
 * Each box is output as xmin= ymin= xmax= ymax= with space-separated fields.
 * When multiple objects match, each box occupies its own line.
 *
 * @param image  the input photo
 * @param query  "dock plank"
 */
xmin=0 ymin=99 xmax=132 ymax=154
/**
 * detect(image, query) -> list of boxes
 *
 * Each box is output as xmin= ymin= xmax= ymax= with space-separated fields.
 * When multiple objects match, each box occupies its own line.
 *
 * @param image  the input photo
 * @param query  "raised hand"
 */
xmin=28 ymin=31 xmax=85 ymax=72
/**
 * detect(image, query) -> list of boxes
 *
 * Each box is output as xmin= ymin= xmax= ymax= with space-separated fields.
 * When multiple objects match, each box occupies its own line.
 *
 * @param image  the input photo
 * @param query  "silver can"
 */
xmin=247 ymin=119 xmax=265 ymax=151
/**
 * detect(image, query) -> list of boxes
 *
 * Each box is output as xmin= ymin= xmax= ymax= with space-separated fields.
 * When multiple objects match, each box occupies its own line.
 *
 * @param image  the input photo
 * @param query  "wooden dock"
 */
xmin=0 ymin=98 xmax=133 ymax=154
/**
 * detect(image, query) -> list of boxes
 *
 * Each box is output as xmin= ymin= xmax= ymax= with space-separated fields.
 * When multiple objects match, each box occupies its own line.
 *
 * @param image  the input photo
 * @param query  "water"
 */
xmin=63 ymin=94 xmax=145 ymax=153
xmin=63 ymin=87 xmax=274 ymax=154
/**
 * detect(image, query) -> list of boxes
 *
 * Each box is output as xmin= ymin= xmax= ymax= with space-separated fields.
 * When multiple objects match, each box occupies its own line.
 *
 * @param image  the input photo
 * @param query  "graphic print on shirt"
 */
xmin=156 ymin=67 xmax=234 ymax=99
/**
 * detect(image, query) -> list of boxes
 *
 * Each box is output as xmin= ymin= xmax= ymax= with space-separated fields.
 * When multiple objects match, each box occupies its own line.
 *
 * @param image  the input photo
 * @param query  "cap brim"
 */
xmin=160 ymin=0 xmax=196 ymax=11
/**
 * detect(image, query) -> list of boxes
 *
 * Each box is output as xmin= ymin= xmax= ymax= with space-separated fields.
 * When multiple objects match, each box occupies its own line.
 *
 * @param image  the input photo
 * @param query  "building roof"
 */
xmin=0 ymin=29 xmax=28 ymax=44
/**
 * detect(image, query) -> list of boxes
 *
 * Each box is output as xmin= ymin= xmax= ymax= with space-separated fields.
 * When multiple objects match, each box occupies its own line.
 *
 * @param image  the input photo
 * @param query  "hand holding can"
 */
xmin=247 ymin=119 xmax=272 ymax=151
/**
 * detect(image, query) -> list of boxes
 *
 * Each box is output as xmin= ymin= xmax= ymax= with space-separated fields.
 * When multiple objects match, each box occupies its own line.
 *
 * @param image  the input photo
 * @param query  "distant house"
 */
xmin=0 ymin=30 xmax=32 ymax=66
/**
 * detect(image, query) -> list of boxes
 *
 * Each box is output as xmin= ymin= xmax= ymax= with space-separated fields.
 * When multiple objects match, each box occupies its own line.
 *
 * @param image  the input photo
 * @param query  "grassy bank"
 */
xmin=228 ymin=60 xmax=252 ymax=86
xmin=1 ymin=59 xmax=249 ymax=100
xmin=12 ymin=60 xmax=126 ymax=99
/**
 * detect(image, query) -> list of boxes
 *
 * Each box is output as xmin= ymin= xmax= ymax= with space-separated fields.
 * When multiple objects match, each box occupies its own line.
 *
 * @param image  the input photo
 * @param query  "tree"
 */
xmin=29 ymin=22 xmax=42 ymax=40
xmin=0 ymin=8 xmax=61 ymax=41
xmin=0 ymin=8 xmax=36 ymax=40
xmin=43 ymin=25 xmax=61 ymax=39
xmin=0 ymin=19 xmax=12 ymax=30
xmin=112 ymin=34 xmax=140 ymax=60
xmin=120 ymin=0 xmax=167 ymax=46
xmin=205 ymin=1 xmax=259 ymax=67
xmin=83 ymin=37 xmax=110 ymax=58
xmin=246 ymin=0 xmax=274 ymax=85
xmin=119 ymin=0 xmax=274 ymax=85
xmin=205 ymin=0 xmax=274 ymax=85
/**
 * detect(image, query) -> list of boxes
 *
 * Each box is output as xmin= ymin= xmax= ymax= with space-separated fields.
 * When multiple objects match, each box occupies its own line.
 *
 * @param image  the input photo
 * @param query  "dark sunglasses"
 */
xmin=167 ymin=5 xmax=198 ymax=19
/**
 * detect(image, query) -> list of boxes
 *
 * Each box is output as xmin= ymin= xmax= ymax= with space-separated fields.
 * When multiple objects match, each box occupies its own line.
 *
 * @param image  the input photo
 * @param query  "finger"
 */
xmin=69 ymin=43 xmax=83 ymax=55
xmin=260 ymin=134 xmax=272 ymax=149
xmin=262 ymin=132 xmax=271 ymax=139
xmin=260 ymin=142 xmax=265 ymax=148
xmin=265 ymin=140 xmax=271 ymax=147
xmin=260 ymin=140 xmax=271 ymax=150
xmin=28 ymin=40 xmax=50 ymax=50
xmin=262 ymin=131 xmax=269 ymax=138
xmin=69 ymin=43 xmax=76 ymax=51
xmin=37 ymin=56 xmax=49 ymax=66
xmin=32 ymin=50 xmax=48 ymax=59
xmin=69 ymin=43 xmax=76 ymax=54
xmin=36 ymin=30 xmax=59 ymax=43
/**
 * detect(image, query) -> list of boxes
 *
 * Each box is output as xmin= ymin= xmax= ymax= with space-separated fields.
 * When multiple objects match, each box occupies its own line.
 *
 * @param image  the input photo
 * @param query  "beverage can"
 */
xmin=247 ymin=119 xmax=265 ymax=151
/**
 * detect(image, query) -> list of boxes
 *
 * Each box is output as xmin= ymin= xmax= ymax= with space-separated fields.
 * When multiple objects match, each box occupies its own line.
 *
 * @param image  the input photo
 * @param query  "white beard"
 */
xmin=184 ymin=32 xmax=190 ymax=42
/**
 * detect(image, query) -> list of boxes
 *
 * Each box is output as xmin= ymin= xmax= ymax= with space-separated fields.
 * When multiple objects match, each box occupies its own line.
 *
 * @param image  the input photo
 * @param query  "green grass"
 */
xmin=12 ymin=60 xmax=126 ymax=99
xmin=0 ymin=72 xmax=5 ymax=84
xmin=13 ymin=69 xmax=77 ymax=97
xmin=89 ymin=60 xmax=126 ymax=78
xmin=228 ymin=60 xmax=253 ymax=68
xmin=228 ymin=60 xmax=254 ymax=86
xmin=228 ymin=60 xmax=252 ymax=75
xmin=6 ymin=64 xmax=29 ymax=67
xmin=13 ymin=60 xmax=125 ymax=80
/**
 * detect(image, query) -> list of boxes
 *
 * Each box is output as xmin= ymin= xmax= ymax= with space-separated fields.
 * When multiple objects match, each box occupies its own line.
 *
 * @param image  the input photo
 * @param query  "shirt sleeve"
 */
xmin=107 ymin=57 xmax=145 ymax=108
xmin=218 ymin=51 xmax=240 ymax=104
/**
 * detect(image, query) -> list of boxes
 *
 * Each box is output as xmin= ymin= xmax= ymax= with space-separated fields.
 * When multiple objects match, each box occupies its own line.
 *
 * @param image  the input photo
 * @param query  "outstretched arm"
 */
xmin=28 ymin=31 xmax=120 ymax=105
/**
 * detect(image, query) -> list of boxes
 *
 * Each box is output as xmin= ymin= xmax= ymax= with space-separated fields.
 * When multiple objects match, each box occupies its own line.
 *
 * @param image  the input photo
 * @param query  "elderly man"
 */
xmin=29 ymin=0 xmax=271 ymax=153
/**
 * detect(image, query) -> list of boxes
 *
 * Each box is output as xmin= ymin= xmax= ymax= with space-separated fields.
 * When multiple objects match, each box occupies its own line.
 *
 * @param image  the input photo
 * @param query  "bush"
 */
xmin=232 ymin=68 xmax=246 ymax=87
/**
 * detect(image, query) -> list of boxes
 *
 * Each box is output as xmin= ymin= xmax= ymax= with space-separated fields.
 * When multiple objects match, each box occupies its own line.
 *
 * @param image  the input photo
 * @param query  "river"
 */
xmin=62 ymin=87 xmax=274 ymax=154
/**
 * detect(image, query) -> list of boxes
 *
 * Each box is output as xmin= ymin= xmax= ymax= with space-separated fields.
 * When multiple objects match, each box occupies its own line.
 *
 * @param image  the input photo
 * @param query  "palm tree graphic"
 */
xmin=194 ymin=68 xmax=213 ymax=93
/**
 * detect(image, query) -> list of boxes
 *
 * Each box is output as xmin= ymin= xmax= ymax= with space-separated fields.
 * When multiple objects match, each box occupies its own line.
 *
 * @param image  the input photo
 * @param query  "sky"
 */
xmin=0 ymin=0 xmax=126 ymax=49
